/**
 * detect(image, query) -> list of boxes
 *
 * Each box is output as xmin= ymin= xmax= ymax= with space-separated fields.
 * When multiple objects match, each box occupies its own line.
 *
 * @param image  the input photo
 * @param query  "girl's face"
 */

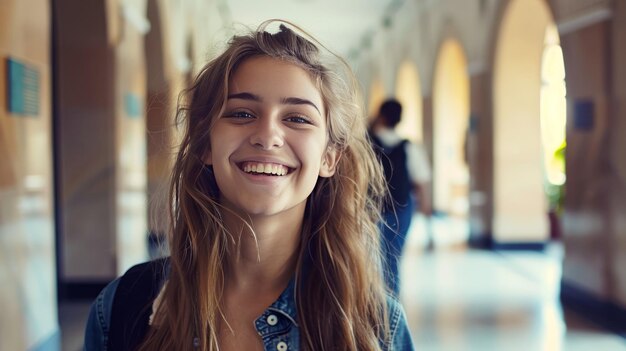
xmin=205 ymin=56 xmax=338 ymax=219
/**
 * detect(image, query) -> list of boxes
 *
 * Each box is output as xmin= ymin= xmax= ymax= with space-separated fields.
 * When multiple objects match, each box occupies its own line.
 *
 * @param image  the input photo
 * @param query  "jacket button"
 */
xmin=267 ymin=314 xmax=278 ymax=326
xmin=276 ymin=341 xmax=288 ymax=350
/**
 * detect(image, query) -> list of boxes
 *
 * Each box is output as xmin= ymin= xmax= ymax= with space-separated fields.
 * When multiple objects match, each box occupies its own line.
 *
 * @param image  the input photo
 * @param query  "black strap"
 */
xmin=369 ymin=133 xmax=411 ymax=211
xmin=108 ymin=258 xmax=169 ymax=351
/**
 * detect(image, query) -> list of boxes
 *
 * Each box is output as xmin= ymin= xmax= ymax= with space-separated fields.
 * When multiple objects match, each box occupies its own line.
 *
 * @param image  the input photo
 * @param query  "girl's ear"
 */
xmin=319 ymin=147 xmax=340 ymax=178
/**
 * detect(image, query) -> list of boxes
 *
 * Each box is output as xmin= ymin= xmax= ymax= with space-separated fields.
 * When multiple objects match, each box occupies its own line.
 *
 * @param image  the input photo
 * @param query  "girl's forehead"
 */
xmin=227 ymin=56 xmax=326 ymax=113
xmin=229 ymin=57 xmax=316 ymax=89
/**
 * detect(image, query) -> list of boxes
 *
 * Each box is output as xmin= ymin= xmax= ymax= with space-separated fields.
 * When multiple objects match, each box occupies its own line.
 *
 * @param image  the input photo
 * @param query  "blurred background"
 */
xmin=1 ymin=0 xmax=625 ymax=350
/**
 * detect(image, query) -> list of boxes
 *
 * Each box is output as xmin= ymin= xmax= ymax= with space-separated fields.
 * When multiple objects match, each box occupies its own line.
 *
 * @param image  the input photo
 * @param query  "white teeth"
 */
xmin=242 ymin=162 xmax=288 ymax=176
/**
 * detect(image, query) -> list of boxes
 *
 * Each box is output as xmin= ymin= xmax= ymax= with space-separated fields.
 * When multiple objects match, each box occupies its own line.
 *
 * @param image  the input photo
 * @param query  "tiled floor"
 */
xmin=400 ymin=214 xmax=626 ymax=351
xmin=59 ymin=300 xmax=91 ymax=351
xmin=60 ymin=215 xmax=626 ymax=350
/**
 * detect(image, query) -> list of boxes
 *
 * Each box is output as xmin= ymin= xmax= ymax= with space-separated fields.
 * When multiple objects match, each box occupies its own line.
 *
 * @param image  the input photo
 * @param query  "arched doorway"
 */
xmin=492 ymin=0 xmax=558 ymax=244
xmin=394 ymin=60 xmax=423 ymax=143
xmin=368 ymin=77 xmax=386 ymax=119
xmin=432 ymin=38 xmax=470 ymax=241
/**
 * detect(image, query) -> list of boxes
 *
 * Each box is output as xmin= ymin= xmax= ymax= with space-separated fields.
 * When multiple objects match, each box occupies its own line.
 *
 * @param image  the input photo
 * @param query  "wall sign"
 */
xmin=469 ymin=114 xmax=479 ymax=133
xmin=124 ymin=92 xmax=142 ymax=119
xmin=6 ymin=57 xmax=40 ymax=116
xmin=574 ymin=99 xmax=594 ymax=131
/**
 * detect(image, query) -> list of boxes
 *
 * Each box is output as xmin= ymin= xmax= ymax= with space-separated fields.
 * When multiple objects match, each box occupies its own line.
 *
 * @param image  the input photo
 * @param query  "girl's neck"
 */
xmin=222 ymin=210 xmax=303 ymax=293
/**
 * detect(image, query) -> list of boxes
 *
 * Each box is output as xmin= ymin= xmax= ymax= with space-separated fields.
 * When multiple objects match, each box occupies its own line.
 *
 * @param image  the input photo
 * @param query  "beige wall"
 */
xmin=468 ymin=71 xmax=493 ymax=243
xmin=54 ymin=0 xmax=196 ymax=282
xmin=560 ymin=21 xmax=611 ymax=298
xmin=492 ymin=0 xmax=550 ymax=242
xmin=0 ymin=0 xmax=58 ymax=349
xmin=557 ymin=0 xmax=626 ymax=306
xmin=611 ymin=0 xmax=626 ymax=307
xmin=51 ymin=0 xmax=222 ymax=280
xmin=422 ymin=96 xmax=434 ymax=177
xmin=433 ymin=39 xmax=470 ymax=217
xmin=145 ymin=0 xmax=174 ymax=238
xmin=55 ymin=0 xmax=118 ymax=280
xmin=115 ymin=13 xmax=149 ymax=275
xmin=394 ymin=61 xmax=423 ymax=143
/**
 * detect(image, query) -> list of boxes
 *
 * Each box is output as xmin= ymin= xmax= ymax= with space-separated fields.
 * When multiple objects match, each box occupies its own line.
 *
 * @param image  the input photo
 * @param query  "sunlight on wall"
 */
xmin=433 ymin=39 xmax=470 ymax=217
xmin=395 ymin=61 xmax=423 ymax=143
xmin=540 ymin=24 xmax=567 ymax=210
xmin=493 ymin=0 xmax=551 ymax=241
xmin=368 ymin=77 xmax=386 ymax=119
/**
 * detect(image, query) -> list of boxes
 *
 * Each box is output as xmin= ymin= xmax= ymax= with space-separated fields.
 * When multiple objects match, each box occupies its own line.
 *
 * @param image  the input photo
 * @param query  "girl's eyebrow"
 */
xmin=228 ymin=92 xmax=261 ymax=101
xmin=227 ymin=92 xmax=321 ymax=115
xmin=281 ymin=97 xmax=321 ymax=115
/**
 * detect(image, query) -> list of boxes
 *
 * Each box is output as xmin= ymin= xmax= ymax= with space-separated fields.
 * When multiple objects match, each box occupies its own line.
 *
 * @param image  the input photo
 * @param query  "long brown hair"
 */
xmin=139 ymin=20 xmax=389 ymax=351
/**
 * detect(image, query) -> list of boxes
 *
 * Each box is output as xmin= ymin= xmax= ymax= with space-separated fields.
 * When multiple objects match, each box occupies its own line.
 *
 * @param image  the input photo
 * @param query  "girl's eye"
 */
xmin=285 ymin=115 xmax=311 ymax=124
xmin=222 ymin=111 xmax=256 ymax=123
xmin=227 ymin=111 xmax=255 ymax=119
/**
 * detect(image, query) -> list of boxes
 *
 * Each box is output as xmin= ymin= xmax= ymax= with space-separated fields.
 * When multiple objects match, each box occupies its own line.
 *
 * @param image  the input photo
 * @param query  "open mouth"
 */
xmin=239 ymin=161 xmax=293 ymax=176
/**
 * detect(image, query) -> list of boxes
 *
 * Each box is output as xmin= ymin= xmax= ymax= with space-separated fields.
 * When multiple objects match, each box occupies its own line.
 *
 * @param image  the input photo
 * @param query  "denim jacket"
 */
xmin=84 ymin=264 xmax=415 ymax=351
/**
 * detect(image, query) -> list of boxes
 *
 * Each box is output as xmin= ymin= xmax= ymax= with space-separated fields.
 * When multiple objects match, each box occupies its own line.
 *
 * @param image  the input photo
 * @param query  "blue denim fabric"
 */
xmin=84 ymin=272 xmax=414 ymax=350
xmin=84 ymin=278 xmax=120 ymax=351
xmin=380 ymin=196 xmax=415 ymax=296
xmin=386 ymin=297 xmax=416 ymax=351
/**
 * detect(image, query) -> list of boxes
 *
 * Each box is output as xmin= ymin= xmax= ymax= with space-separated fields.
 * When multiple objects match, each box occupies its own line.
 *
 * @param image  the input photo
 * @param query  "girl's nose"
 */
xmin=249 ymin=118 xmax=284 ymax=150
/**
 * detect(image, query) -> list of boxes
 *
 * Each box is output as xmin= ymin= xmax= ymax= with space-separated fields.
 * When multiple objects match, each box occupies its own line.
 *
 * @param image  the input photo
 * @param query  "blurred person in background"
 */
xmin=369 ymin=99 xmax=432 ymax=296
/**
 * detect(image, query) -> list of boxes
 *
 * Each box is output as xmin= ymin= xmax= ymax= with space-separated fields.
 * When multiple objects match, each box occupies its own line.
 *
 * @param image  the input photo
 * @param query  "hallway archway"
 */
xmin=368 ymin=77 xmax=386 ymax=119
xmin=492 ymin=0 xmax=558 ymax=243
xmin=394 ymin=60 xmax=423 ymax=143
xmin=433 ymin=39 xmax=470 ymax=224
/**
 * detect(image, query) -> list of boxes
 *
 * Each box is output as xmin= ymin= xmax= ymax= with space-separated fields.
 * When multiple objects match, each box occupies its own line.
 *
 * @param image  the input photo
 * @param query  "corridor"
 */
xmin=4 ymin=0 xmax=626 ymax=350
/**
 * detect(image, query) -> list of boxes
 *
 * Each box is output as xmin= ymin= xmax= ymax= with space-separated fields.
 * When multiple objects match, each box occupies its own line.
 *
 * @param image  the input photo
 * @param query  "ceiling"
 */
xmin=226 ymin=0 xmax=400 ymax=58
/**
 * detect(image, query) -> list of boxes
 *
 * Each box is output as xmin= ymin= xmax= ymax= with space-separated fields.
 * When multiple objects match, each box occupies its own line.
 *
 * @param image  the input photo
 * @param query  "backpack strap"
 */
xmin=384 ymin=140 xmax=411 ymax=207
xmin=369 ymin=132 xmax=411 ymax=210
xmin=108 ymin=257 xmax=169 ymax=350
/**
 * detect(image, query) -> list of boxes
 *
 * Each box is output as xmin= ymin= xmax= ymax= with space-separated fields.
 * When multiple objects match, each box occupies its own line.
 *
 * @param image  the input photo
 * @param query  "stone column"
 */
xmin=468 ymin=70 xmax=494 ymax=246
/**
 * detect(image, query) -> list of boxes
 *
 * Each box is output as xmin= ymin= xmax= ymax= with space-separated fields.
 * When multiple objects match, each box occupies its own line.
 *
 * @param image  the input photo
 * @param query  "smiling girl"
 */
xmin=84 ymin=21 xmax=414 ymax=351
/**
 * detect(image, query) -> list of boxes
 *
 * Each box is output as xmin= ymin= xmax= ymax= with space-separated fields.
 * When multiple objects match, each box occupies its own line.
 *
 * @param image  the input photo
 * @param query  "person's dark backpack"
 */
xmin=108 ymin=258 xmax=169 ymax=350
xmin=369 ymin=133 xmax=411 ymax=213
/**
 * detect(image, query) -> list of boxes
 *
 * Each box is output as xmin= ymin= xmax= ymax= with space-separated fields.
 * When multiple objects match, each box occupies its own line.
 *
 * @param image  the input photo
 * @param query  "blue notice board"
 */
xmin=574 ymin=99 xmax=594 ymax=131
xmin=124 ymin=93 xmax=143 ymax=119
xmin=6 ymin=57 xmax=40 ymax=116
